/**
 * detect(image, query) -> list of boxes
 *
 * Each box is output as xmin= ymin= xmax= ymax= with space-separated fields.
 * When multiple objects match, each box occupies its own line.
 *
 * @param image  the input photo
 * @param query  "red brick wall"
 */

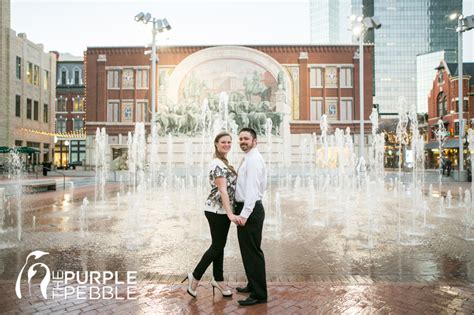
xmin=427 ymin=63 xmax=474 ymax=141
xmin=85 ymin=45 xmax=374 ymax=135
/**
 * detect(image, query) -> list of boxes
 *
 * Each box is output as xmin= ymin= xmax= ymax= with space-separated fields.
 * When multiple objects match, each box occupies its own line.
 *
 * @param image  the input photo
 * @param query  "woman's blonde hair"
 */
xmin=214 ymin=132 xmax=237 ymax=175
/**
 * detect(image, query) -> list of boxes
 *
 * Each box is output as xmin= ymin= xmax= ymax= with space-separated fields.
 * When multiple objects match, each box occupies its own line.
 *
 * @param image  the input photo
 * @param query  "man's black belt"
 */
xmin=235 ymin=200 xmax=262 ymax=205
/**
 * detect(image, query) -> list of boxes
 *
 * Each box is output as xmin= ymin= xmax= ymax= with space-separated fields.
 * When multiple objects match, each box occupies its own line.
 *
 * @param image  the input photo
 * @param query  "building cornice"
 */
xmin=87 ymin=44 xmax=368 ymax=55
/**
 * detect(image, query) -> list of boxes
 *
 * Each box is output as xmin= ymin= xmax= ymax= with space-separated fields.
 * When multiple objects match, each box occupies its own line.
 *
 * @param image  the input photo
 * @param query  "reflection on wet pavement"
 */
xmin=1 ymin=182 xmax=474 ymax=285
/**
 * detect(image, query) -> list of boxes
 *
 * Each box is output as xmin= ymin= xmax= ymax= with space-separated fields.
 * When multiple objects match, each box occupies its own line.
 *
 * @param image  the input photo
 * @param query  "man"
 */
xmin=234 ymin=127 xmax=268 ymax=306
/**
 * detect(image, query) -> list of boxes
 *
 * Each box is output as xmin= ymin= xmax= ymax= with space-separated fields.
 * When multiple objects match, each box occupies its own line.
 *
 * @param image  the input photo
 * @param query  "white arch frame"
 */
xmin=165 ymin=46 xmax=293 ymax=113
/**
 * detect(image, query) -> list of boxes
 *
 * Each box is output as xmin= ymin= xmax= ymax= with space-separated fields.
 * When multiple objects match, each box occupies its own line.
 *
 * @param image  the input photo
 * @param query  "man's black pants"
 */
xmin=235 ymin=201 xmax=267 ymax=300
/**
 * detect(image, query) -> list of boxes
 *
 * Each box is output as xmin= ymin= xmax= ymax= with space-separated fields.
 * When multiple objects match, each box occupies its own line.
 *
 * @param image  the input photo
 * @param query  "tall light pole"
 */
xmin=449 ymin=12 xmax=474 ymax=181
xmin=351 ymin=15 xmax=381 ymax=159
xmin=134 ymin=12 xmax=171 ymax=125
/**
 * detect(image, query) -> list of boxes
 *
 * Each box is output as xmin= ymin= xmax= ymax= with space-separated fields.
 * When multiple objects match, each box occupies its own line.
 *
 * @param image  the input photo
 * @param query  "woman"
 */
xmin=182 ymin=132 xmax=239 ymax=298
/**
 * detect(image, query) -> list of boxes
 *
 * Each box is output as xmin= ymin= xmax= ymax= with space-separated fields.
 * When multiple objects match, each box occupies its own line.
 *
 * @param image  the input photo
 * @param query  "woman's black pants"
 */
xmin=192 ymin=211 xmax=231 ymax=281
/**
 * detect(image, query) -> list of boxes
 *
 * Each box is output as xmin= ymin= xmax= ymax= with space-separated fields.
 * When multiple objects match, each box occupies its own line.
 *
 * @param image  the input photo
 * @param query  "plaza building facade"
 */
xmin=0 ymin=0 xmax=56 ymax=164
xmin=84 ymin=45 xmax=373 ymax=167
xmin=426 ymin=61 xmax=474 ymax=169
xmin=54 ymin=53 xmax=86 ymax=168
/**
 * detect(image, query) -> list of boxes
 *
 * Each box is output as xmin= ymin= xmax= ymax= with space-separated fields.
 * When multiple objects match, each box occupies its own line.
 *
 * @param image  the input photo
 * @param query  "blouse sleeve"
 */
xmin=209 ymin=160 xmax=226 ymax=181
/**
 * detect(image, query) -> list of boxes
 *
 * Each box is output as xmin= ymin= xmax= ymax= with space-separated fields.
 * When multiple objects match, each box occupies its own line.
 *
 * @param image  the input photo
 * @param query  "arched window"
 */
xmin=59 ymin=67 xmax=68 ymax=85
xmin=73 ymin=66 xmax=82 ymax=85
xmin=437 ymin=92 xmax=447 ymax=118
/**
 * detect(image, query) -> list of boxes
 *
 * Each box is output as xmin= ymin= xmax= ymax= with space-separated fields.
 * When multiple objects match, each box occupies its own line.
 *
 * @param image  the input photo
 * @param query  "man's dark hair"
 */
xmin=239 ymin=127 xmax=257 ymax=140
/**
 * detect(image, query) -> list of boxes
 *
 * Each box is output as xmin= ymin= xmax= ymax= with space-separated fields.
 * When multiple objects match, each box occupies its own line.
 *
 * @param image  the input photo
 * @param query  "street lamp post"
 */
xmin=449 ymin=12 xmax=474 ymax=181
xmin=351 ymin=15 xmax=381 ymax=159
xmin=134 ymin=12 xmax=171 ymax=125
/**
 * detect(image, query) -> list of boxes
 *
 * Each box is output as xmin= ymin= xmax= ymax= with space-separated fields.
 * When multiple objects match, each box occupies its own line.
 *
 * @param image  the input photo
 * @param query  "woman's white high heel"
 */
xmin=210 ymin=279 xmax=232 ymax=297
xmin=181 ymin=272 xmax=198 ymax=297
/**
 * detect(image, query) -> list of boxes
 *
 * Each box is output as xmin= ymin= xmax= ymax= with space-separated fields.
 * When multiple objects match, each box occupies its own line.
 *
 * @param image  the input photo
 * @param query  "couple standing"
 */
xmin=182 ymin=127 xmax=268 ymax=306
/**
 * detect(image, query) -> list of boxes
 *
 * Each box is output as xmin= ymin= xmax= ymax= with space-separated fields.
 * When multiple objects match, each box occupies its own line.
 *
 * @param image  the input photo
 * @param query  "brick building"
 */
xmin=54 ymin=53 xmax=86 ymax=168
xmin=84 ymin=45 xmax=373 ymax=166
xmin=426 ymin=60 xmax=474 ymax=169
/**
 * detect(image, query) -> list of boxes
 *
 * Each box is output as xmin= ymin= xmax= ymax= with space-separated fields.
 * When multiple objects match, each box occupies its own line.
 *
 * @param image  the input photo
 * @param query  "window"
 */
xmin=16 ymin=56 xmax=21 ymax=80
xmin=454 ymin=119 xmax=467 ymax=136
xmin=74 ymin=69 xmax=80 ymax=85
xmin=340 ymin=68 xmax=353 ymax=87
xmin=26 ymin=99 xmax=32 ymax=119
xmin=27 ymin=62 xmax=33 ymax=84
xmin=33 ymin=101 xmax=39 ymax=120
xmin=43 ymin=104 xmax=48 ymax=123
xmin=15 ymin=140 xmax=23 ymax=147
xmin=137 ymin=69 xmax=148 ymax=88
xmin=437 ymin=92 xmax=447 ymax=117
xmin=340 ymin=100 xmax=353 ymax=120
xmin=310 ymin=68 xmax=323 ymax=87
xmin=122 ymin=69 xmax=134 ymax=89
xmin=107 ymin=101 xmax=120 ymax=122
xmin=61 ymin=69 xmax=67 ymax=85
xmin=135 ymin=102 xmax=148 ymax=122
xmin=15 ymin=95 xmax=21 ymax=117
xmin=73 ymin=119 xmax=83 ymax=131
xmin=56 ymin=119 xmax=66 ymax=133
xmin=454 ymin=100 xmax=469 ymax=113
xmin=70 ymin=140 xmax=86 ymax=164
xmin=310 ymin=99 xmax=323 ymax=120
xmin=43 ymin=70 xmax=49 ymax=90
xmin=73 ymin=97 xmax=84 ymax=112
xmin=325 ymin=99 xmax=337 ymax=120
xmin=57 ymin=97 xmax=67 ymax=112
xmin=437 ymin=70 xmax=443 ymax=84
xmin=107 ymin=70 xmax=119 ymax=89
xmin=325 ymin=67 xmax=337 ymax=88
xmin=33 ymin=65 xmax=40 ymax=86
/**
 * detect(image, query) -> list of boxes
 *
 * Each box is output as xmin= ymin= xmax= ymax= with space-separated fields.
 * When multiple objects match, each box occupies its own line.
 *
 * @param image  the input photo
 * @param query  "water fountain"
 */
xmin=7 ymin=150 xmax=24 ymax=241
xmin=434 ymin=119 xmax=447 ymax=199
xmin=79 ymin=197 xmax=89 ymax=236
xmin=95 ymin=127 xmax=108 ymax=202
xmin=0 ymin=188 xmax=5 ymax=230
xmin=3 ymin=89 xmax=474 ymax=286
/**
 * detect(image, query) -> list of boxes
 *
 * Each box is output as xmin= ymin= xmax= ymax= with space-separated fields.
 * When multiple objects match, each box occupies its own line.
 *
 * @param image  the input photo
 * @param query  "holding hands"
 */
xmin=228 ymin=214 xmax=247 ymax=226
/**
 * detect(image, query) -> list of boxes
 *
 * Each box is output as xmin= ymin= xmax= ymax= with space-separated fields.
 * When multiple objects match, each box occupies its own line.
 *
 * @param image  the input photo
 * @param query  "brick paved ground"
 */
xmin=2 ymin=178 xmax=474 ymax=313
xmin=2 ymin=279 xmax=474 ymax=314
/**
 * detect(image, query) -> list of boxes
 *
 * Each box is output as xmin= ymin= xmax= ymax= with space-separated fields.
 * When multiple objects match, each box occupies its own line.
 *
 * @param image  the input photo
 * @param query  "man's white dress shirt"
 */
xmin=235 ymin=147 xmax=267 ymax=219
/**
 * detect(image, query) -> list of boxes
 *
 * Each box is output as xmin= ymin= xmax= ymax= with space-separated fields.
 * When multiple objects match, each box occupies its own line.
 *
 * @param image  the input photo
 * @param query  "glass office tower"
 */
xmin=352 ymin=0 xmax=462 ymax=115
xmin=310 ymin=0 xmax=352 ymax=44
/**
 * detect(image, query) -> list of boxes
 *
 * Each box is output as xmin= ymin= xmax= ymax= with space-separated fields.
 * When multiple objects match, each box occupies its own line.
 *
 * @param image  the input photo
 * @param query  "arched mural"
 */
xmin=156 ymin=46 xmax=292 ymax=135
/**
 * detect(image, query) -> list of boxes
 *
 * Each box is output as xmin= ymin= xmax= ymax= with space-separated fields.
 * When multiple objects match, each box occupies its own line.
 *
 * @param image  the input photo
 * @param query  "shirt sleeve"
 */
xmin=240 ymin=158 xmax=264 ymax=219
xmin=209 ymin=161 xmax=226 ymax=181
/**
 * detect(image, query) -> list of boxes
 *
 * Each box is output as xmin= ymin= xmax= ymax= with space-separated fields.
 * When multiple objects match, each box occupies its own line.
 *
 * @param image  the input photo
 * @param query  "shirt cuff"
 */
xmin=240 ymin=207 xmax=253 ymax=219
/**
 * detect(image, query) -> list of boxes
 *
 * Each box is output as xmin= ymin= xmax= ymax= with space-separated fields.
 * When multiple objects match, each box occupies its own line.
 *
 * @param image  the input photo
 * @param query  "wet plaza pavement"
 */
xmin=1 ymin=178 xmax=474 ymax=313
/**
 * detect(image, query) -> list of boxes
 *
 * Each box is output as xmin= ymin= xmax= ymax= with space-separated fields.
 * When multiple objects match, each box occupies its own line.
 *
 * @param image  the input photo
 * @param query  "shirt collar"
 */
xmin=245 ymin=147 xmax=258 ymax=156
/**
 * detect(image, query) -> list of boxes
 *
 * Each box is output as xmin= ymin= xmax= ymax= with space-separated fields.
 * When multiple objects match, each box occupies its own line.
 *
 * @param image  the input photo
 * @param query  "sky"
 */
xmin=9 ymin=0 xmax=474 ymax=61
xmin=10 ymin=0 xmax=310 ymax=56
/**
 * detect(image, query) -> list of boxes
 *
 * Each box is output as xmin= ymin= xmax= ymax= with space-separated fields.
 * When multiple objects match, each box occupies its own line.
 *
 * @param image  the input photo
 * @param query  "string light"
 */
xmin=20 ymin=127 xmax=86 ymax=138
xmin=83 ymin=51 xmax=88 ymax=131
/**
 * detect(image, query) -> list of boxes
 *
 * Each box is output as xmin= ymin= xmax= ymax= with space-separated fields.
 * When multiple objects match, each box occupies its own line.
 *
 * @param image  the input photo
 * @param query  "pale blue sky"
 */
xmin=10 ymin=0 xmax=474 ymax=61
xmin=11 ymin=0 xmax=310 ymax=55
